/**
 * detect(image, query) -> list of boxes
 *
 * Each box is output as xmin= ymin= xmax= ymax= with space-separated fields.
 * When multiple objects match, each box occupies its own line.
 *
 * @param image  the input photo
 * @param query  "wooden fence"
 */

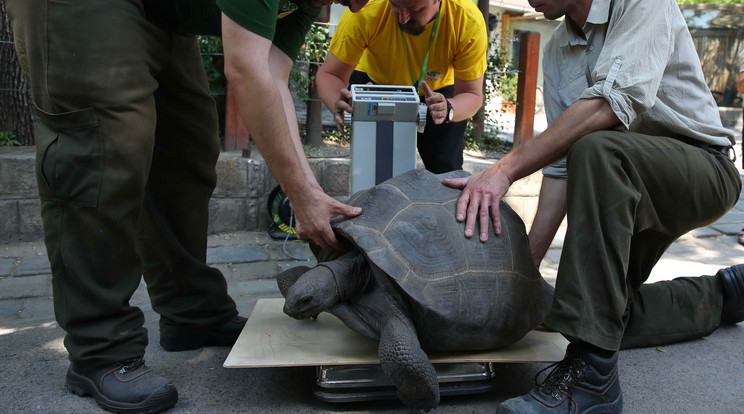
xmin=690 ymin=29 xmax=743 ymax=108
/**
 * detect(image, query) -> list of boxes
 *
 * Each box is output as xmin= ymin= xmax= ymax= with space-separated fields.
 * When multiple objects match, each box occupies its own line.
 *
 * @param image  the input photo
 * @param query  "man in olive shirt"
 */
xmin=5 ymin=0 xmax=366 ymax=412
xmin=443 ymin=0 xmax=742 ymax=413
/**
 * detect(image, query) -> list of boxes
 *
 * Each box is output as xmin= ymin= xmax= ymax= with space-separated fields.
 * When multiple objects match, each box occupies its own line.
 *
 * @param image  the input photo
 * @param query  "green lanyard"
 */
xmin=400 ymin=2 xmax=441 ymax=93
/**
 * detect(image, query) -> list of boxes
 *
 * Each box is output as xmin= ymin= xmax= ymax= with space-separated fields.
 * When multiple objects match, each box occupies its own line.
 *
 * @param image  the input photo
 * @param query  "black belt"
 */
xmin=710 ymin=145 xmax=730 ymax=156
xmin=709 ymin=145 xmax=737 ymax=164
xmin=675 ymin=135 xmax=734 ymax=161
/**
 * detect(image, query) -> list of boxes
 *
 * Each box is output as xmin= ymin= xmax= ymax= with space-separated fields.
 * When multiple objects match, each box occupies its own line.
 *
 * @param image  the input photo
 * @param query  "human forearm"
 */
xmin=223 ymin=37 xmax=318 ymax=196
xmin=316 ymin=53 xmax=356 ymax=128
xmin=442 ymin=98 xmax=620 ymax=241
xmin=423 ymin=76 xmax=483 ymax=124
xmin=449 ymin=76 xmax=484 ymax=122
xmin=737 ymin=71 xmax=744 ymax=95
xmin=448 ymin=90 xmax=483 ymax=122
xmin=497 ymin=98 xmax=621 ymax=184
xmin=528 ymin=177 xmax=567 ymax=266
xmin=316 ymin=67 xmax=348 ymax=115
xmin=268 ymin=46 xmax=319 ymax=190
xmin=222 ymin=15 xmax=361 ymax=248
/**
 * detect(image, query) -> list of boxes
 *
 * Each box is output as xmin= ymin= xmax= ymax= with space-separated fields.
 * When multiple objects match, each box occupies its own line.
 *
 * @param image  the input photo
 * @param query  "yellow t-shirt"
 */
xmin=329 ymin=0 xmax=487 ymax=94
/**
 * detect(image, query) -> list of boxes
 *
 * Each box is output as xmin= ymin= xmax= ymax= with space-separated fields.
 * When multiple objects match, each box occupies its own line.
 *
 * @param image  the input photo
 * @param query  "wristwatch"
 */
xmin=444 ymin=99 xmax=454 ymax=123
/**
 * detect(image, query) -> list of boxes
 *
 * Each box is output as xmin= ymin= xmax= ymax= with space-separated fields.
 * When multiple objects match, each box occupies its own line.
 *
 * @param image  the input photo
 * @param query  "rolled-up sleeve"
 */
xmin=541 ymin=38 xmax=568 ymax=180
xmin=579 ymin=0 xmax=674 ymax=129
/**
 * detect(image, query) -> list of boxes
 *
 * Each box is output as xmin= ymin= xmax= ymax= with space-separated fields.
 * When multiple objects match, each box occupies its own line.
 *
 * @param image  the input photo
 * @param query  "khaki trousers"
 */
xmin=544 ymin=131 xmax=741 ymax=351
xmin=7 ymin=0 xmax=237 ymax=368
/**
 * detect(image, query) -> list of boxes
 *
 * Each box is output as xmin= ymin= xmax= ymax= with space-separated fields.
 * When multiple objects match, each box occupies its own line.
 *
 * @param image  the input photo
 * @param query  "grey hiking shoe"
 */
xmin=497 ymin=342 xmax=623 ymax=414
xmin=66 ymin=358 xmax=177 ymax=413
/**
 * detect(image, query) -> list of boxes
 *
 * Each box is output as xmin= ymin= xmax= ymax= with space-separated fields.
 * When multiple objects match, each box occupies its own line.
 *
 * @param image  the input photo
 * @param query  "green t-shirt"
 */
xmin=142 ymin=0 xmax=320 ymax=61
xmin=219 ymin=0 xmax=321 ymax=61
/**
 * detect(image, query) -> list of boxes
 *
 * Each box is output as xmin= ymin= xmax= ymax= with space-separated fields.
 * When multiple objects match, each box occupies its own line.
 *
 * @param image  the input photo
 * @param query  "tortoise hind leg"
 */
xmin=378 ymin=309 xmax=439 ymax=410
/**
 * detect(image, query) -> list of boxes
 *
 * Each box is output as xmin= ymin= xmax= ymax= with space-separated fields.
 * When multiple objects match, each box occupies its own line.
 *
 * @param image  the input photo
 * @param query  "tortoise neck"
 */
xmin=323 ymin=251 xmax=373 ymax=301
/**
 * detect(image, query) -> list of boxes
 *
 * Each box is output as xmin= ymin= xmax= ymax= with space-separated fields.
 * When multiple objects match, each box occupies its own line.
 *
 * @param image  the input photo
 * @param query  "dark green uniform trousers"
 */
xmin=543 ymin=131 xmax=741 ymax=351
xmin=7 ymin=0 xmax=238 ymax=369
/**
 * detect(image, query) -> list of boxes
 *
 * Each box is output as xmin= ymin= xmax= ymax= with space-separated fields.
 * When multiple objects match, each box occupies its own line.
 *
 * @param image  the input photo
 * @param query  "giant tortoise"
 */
xmin=277 ymin=169 xmax=553 ymax=410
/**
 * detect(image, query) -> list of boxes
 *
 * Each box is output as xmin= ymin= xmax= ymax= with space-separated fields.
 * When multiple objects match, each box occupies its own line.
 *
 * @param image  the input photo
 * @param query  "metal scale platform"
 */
xmin=313 ymin=362 xmax=498 ymax=403
xmin=224 ymin=299 xmax=568 ymax=404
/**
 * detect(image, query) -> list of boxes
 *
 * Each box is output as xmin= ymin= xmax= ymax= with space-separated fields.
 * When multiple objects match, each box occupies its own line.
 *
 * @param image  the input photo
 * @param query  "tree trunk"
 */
xmin=0 ymin=0 xmax=33 ymax=145
xmin=304 ymin=7 xmax=330 ymax=148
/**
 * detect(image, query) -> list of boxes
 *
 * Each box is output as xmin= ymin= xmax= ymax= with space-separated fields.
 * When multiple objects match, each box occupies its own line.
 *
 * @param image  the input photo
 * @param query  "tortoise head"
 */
xmin=283 ymin=265 xmax=341 ymax=319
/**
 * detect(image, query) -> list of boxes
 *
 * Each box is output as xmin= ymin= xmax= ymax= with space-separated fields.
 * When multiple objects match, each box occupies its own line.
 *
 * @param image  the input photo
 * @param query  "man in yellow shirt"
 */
xmin=317 ymin=0 xmax=487 ymax=173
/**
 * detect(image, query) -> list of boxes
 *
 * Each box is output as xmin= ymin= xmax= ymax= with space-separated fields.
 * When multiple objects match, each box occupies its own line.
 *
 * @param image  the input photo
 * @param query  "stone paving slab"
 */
xmin=711 ymin=222 xmax=743 ymax=236
xmin=0 ymin=257 xmax=16 ymax=277
xmin=206 ymin=245 xmax=269 ymax=265
xmin=720 ymin=210 xmax=744 ymax=223
xmin=265 ymin=241 xmax=315 ymax=261
xmin=0 ymin=305 xmax=19 ymax=318
xmin=13 ymin=254 xmax=52 ymax=277
xmin=690 ymin=226 xmax=723 ymax=238
xmin=17 ymin=299 xmax=55 ymax=319
xmin=0 ymin=274 xmax=52 ymax=299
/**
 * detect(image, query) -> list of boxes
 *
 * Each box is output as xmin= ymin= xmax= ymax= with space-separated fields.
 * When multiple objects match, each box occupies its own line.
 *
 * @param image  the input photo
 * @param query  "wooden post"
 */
xmin=224 ymin=79 xmax=251 ymax=151
xmin=513 ymin=31 xmax=540 ymax=147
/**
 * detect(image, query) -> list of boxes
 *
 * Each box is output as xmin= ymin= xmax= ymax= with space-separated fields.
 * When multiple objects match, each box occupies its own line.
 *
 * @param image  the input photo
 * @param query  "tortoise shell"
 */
xmin=331 ymin=169 xmax=552 ymax=350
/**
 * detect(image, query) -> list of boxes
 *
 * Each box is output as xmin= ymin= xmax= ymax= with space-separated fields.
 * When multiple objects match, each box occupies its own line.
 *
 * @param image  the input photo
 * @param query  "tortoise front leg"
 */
xmin=378 ymin=300 xmax=439 ymax=411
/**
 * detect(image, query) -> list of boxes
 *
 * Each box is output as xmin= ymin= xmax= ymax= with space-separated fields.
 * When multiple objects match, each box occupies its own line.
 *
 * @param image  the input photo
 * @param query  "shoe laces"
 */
xmin=535 ymin=348 xmax=588 ymax=400
xmin=117 ymin=358 xmax=145 ymax=375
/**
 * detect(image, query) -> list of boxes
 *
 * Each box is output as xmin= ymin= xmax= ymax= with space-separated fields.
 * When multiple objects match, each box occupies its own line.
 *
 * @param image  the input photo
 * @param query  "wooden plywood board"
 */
xmin=224 ymin=298 xmax=569 ymax=368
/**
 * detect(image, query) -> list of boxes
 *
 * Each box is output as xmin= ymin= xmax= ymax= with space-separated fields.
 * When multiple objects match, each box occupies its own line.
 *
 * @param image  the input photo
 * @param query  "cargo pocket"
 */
xmin=33 ymin=105 xmax=103 ymax=207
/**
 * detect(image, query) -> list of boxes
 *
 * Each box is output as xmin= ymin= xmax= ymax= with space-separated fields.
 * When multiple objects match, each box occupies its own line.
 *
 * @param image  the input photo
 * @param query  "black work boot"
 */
xmin=718 ymin=264 xmax=744 ymax=324
xmin=66 ymin=358 xmax=177 ymax=414
xmin=497 ymin=342 xmax=623 ymax=414
xmin=160 ymin=315 xmax=247 ymax=352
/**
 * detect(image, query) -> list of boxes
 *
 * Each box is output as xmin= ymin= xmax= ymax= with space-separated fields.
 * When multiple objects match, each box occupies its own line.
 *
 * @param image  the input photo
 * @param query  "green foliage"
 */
xmin=484 ymin=37 xmax=515 ymax=103
xmin=0 ymin=131 xmax=21 ymax=146
xmin=199 ymin=36 xmax=225 ymax=96
xmin=298 ymin=23 xmax=332 ymax=63
xmin=198 ymin=36 xmax=226 ymax=139
xmin=322 ymin=125 xmax=350 ymax=145
xmin=290 ymin=23 xmax=331 ymax=101
xmin=464 ymin=120 xmax=512 ymax=153
xmin=498 ymin=73 xmax=518 ymax=103
xmin=463 ymin=36 xmax=516 ymax=152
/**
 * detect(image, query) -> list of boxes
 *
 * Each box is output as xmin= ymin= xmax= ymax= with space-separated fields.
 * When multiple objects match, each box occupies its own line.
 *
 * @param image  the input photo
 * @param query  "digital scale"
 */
xmin=225 ymin=299 xmax=568 ymax=405
xmin=344 ymin=84 xmax=428 ymax=194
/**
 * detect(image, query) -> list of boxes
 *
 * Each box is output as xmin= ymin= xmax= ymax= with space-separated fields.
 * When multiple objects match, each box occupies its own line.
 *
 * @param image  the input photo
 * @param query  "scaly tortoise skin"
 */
xmin=278 ymin=169 xmax=553 ymax=410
